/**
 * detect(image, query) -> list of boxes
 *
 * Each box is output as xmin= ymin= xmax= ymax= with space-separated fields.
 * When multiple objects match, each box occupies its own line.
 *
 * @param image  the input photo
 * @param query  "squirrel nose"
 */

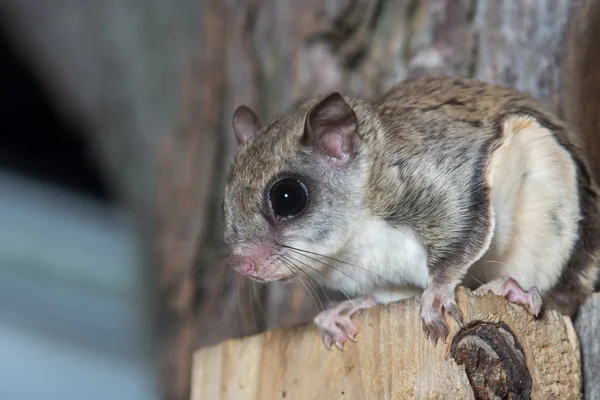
xmin=232 ymin=255 xmax=255 ymax=275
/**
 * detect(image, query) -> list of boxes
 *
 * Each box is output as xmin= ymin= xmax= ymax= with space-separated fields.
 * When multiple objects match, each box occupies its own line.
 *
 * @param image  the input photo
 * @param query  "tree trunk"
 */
xmin=575 ymin=293 xmax=600 ymax=400
xmin=3 ymin=0 xmax=600 ymax=399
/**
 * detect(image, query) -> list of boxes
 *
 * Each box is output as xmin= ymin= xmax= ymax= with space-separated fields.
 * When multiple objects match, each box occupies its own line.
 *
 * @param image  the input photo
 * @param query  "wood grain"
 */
xmin=560 ymin=0 xmax=600 ymax=181
xmin=191 ymin=287 xmax=582 ymax=400
xmin=575 ymin=293 xmax=600 ymax=400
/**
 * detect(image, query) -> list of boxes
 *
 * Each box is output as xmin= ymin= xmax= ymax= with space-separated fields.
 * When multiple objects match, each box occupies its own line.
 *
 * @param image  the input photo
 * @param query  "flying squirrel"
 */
xmin=222 ymin=75 xmax=600 ymax=349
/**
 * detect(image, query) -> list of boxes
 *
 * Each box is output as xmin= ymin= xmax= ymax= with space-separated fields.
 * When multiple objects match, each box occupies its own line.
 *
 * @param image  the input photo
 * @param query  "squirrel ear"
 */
xmin=233 ymin=105 xmax=261 ymax=145
xmin=303 ymin=92 xmax=357 ymax=160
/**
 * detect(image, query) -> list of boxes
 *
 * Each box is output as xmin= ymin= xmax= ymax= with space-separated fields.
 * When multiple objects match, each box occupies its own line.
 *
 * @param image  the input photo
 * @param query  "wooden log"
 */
xmin=191 ymin=287 xmax=582 ymax=399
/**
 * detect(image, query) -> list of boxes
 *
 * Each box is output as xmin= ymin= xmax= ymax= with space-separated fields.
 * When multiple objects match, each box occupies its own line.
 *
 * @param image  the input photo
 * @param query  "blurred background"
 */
xmin=0 ymin=1 xmax=598 ymax=400
xmin=0 ymin=8 xmax=155 ymax=400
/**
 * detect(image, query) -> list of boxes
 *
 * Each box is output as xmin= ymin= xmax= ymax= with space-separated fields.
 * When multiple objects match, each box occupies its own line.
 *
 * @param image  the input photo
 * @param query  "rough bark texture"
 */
xmin=575 ymin=293 xmax=600 ymax=400
xmin=563 ymin=2 xmax=600 ymax=399
xmin=191 ymin=287 xmax=582 ymax=399
xmin=561 ymin=0 xmax=600 ymax=181
xmin=2 ymin=0 xmax=600 ymax=399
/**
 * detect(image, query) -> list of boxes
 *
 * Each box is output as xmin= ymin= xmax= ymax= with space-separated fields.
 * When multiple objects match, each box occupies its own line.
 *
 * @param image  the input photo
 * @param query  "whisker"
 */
xmin=248 ymin=280 xmax=259 ymax=333
xmin=278 ymin=243 xmax=394 ymax=285
xmin=307 ymin=277 xmax=325 ymax=311
xmin=282 ymin=253 xmax=327 ymax=280
xmin=283 ymin=254 xmax=334 ymax=306
xmin=219 ymin=270 xmax=234 ymax=297
xmin=277 ymin=256 xmax=302 ymax=290
xmin=283 ymin=247 xmax=361 ymax=285
xmin=201 ymin=261 xmax=232 ymax=298
xmin=192 ymin=255 xmax=230 ymax=273
xmin=195 ymin=244 xmax=231 ymax=251
xmin=288 ymin=261 xmax=324 ymax=311
xmin=282 ymin=254 xmax=342 ymax=298
xmin=290 ymin=276 xmax=296 ymax=293
xmin=191 ymin=257 xmax=231 ymax=295
xmin=283 ymin=254 xmax=329 ymax=286
xmin=251 ymin=282 xmax=267 ymax=320
xmin=277 ymin=255 xmax=297 ymax=276
xmin=279 ymin=257 xmax=321 ymax=311
xmin=337 ymin=288 xmax=368 ymax=326
xmin=278 ymin=243 xmax=361 ymax=269
xmin=281 ymin=254 xmax=336 ymax=310
xmin=234 ymin=274 xmax=242 ymax=336
xmin=193 ymin=236 xmax=228 ymax=246
xmin=466 ymin=271 xmax=484 ymax=286
xmin=298 ymin=274 xmax=321 ymax=312
xmin=163 ymin=241 xmax=229 ymax=252
xmin=283 ymin=252 xmax=367 ymax=325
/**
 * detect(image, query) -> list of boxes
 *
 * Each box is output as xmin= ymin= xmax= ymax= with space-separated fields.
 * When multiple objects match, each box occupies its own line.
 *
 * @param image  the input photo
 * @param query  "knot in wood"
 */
xmin=450 ymin=321 xmax=532 ymax=400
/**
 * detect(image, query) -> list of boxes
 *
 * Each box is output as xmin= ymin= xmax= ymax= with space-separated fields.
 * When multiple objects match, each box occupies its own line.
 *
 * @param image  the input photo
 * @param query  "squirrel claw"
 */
xmin=476 ymin=276 xmax=543 ymax=316
xmin=314 ymin=296 xmax=377 ymax=350
xmin=420 ymin=285 xmax=461 ymax=347
xmin=315 ymin=310 xmax=359 ymax=351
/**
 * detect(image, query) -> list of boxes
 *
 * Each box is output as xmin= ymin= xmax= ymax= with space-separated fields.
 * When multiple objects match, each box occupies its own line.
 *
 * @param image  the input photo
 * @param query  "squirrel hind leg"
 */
xmin=475 ymin=276 xmax=542 ymax=316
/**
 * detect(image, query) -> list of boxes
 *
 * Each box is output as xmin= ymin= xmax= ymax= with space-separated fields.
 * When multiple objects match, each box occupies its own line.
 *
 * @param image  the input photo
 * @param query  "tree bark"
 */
xmin=575 ymin=293 xmax=600 ymax=400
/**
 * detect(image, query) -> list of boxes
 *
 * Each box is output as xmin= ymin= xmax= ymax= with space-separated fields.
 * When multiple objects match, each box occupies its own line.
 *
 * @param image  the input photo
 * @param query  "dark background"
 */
xmin=0 ymin=26 xmax=111 ymax=202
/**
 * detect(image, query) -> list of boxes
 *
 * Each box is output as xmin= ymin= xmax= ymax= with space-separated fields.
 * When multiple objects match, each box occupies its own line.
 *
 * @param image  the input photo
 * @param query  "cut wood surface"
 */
xmin=191 ymin=287 xmax=581 ymax=400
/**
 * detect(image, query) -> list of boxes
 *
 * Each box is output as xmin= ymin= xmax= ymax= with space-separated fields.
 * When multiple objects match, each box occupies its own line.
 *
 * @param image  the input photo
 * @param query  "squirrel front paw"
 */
xmin=420 ymin=285 xmax=463 ymax=346
xmin=313 ymin=295 xmax=377 ymax=350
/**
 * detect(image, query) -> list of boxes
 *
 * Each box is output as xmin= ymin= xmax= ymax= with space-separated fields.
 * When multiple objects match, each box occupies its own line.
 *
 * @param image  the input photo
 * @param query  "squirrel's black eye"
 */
xmin=269 ymin=179 xmax=308 ymax=220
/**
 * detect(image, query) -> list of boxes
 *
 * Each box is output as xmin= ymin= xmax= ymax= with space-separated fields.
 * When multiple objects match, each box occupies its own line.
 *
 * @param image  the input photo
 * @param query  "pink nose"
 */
xmin=232 ymin=255 xmax=255 ymax=275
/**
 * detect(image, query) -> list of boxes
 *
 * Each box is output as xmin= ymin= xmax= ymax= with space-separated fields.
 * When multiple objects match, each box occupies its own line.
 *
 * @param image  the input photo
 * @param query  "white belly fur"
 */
xmin=468 ymin=116 xmax=581 ymax=292
xmin=326 ymin=219 xmax=430 ymax=298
